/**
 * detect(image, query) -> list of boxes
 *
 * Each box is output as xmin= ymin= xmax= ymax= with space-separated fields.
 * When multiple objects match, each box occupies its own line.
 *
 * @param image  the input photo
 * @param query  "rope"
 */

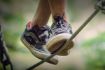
xmin=27 ymin=9 xmax=100 ymax=70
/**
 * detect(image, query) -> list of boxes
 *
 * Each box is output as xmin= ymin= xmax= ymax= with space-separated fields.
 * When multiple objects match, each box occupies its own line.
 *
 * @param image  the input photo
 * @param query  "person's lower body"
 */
xmin=21 ymin=0 xmax=74 ymax=65
xmin=21 ymin=0 xmax=58 ymax=65
xmin=46 ymin=0 xmax=74 ymax=56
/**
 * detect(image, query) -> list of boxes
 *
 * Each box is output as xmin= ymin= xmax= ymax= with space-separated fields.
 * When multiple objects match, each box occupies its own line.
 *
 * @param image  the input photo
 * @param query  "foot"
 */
xmin=46 ymin=16 xmax=74 ymax=56
xmin=21 ymin=22 xmax=58 ymax=65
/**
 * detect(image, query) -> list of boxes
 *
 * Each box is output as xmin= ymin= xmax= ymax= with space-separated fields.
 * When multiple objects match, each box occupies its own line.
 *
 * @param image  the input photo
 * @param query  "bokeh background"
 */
xmin=0 ymin=0 xmax=105 ymax=70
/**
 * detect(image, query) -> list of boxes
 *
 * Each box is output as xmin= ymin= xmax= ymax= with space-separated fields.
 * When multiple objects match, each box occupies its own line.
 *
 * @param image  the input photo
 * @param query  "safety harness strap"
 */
xmin=0 ymin=25 xmax=13 ymax=70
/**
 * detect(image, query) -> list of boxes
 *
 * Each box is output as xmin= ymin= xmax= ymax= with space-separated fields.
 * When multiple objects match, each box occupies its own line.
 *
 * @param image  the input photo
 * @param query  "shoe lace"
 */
xmin=51 ymin=16 xmax=69 ymax=34
xmin=34 ymin=25 xmax=52 ymax=44
xmin=53 ymin=16 xmax=65 ymax=28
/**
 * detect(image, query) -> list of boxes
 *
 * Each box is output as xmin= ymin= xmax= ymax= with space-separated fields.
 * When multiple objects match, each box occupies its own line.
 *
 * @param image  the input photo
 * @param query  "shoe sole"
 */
xmin=21 ymin=35 xmax=58 ymax=65
xmin=46 ymin=33 xmax=74 ymax=56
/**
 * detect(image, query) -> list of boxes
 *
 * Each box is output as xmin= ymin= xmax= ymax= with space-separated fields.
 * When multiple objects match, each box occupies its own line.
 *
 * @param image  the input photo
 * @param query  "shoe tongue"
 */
xmin=54 ymin=16 xmax=63 ymax=21
xmin=54 ymin=16 xmax=67 ymax=23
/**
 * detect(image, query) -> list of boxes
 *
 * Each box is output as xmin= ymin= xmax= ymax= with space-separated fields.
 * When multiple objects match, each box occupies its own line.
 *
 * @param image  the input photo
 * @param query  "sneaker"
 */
xmin=21 ymin=22 xmax=58 ymax=65
xmin=46 ymin=16 xmax=74 ymax=56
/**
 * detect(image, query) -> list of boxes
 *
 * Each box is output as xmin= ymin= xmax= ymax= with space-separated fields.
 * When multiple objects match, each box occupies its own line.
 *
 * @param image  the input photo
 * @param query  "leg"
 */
xmin=21 ymin=0 xmax=58 ymax=65
xmin=48 ymin=0 xmax=67 ymax=20
xmin=32 ymin=0 xmax=51 ymax=27
xmin=46 ymin=0 xmax=74 ymax=56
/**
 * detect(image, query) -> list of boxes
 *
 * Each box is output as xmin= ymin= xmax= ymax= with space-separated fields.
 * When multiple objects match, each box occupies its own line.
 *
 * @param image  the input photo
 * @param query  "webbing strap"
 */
xmin=0 ymin=25 xmax=13 ymax=70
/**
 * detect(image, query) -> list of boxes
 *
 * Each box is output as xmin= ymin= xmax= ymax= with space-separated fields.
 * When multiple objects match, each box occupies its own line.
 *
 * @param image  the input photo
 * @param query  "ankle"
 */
xmin=29 ymin=21 xmax=41 ymax=28
xmin=53 ymin=15 xmax=68 ymax=23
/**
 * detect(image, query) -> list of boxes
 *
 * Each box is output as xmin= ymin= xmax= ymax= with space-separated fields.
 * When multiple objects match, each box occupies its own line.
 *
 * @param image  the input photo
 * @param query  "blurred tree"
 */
xmin=0 ymin=0 xmax=26 ymax=51
xmin=82 ymin=32 xmax=105 ymax=70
